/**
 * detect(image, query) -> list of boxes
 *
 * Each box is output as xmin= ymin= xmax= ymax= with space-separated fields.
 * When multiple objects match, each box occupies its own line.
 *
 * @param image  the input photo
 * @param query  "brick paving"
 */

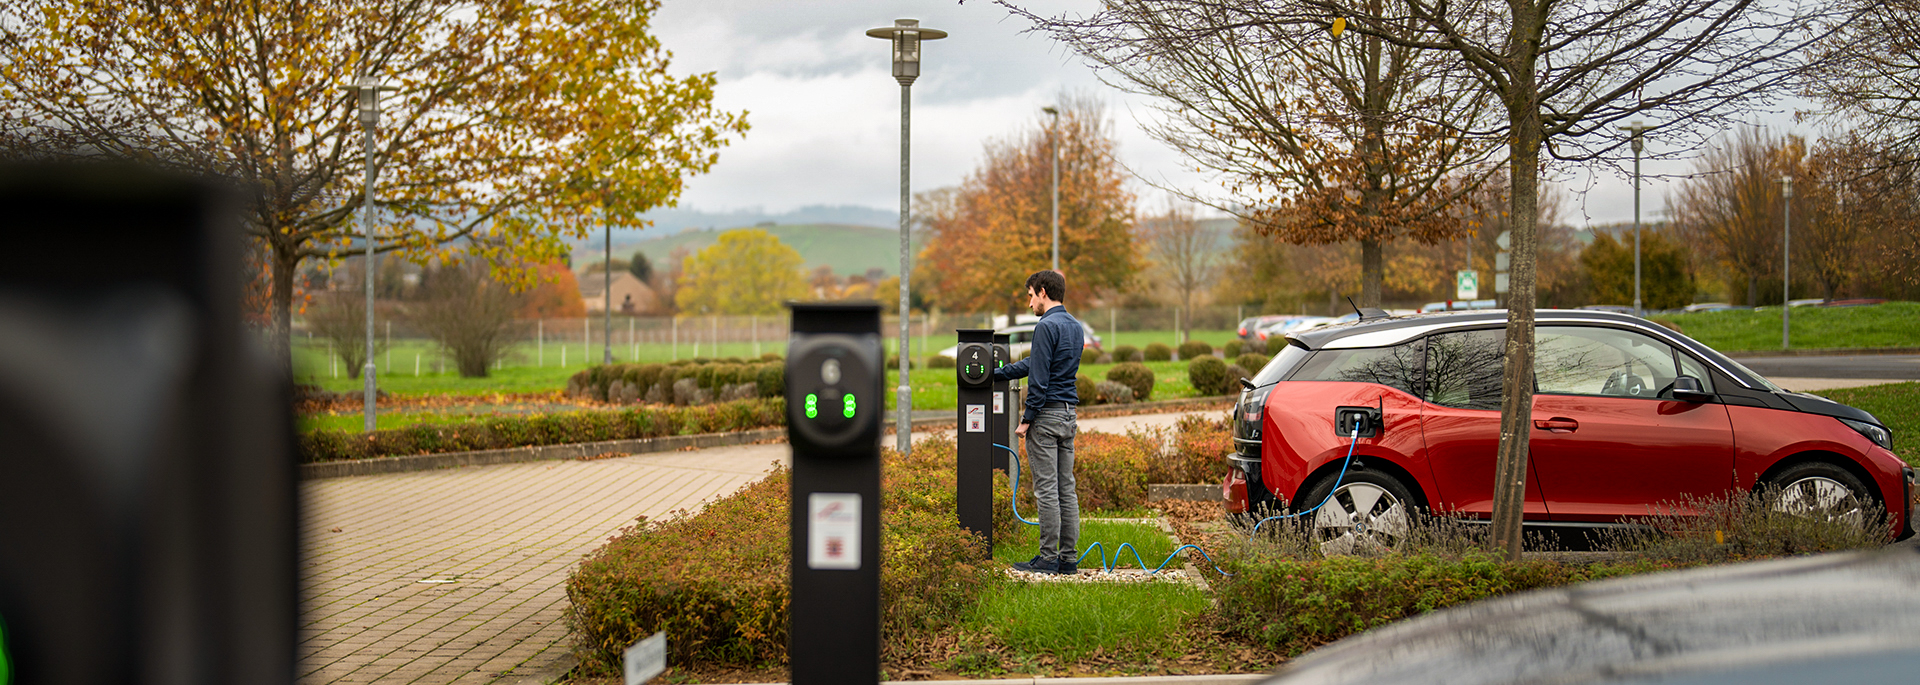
xmin=296 ymin=410 xmax=1216 ymax=685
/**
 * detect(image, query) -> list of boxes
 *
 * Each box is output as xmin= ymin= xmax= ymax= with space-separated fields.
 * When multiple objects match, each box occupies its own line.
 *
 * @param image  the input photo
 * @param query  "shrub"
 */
xmin=1107 ymin=362 xmax=1155 ymax=402
xmin=1157 ymin=415 xmax=1230 ymax=484
xmin=566 ymin=438 xmax=994 ymax=675
xmin=1093 ymin=352 xmax=1113 ymax=365
xmin=1143 ymin=342 xmax=1173 ymax=362
xmin=886 ymin=355 xmax=915 ymax=371
xmin=695 ymin=363 xmax=720 ymax=390
xmin=755 ymin=363 xmax=784 ymax=398
xmin=1235 ymin=352 xmax=1272 ymax=373
xmin=1223 ymin=364 xmax=1252 ymax=394
xmin=1243 ymin=337 xmax=1267 ymax=354
xmin=297 ymin=398 xmax=788 ymax=463
xmin=1112 ymin=345 xmax=1140 ymax=363
xmin=1177 ymin=339 xmax=1214 ymax=360
xmin=1076 ymin=373 xmax=1096 ymax=404
xmin=1188 ymin=355 xmax=1229 ymax=396
xmin=927 ymin=354 xmax=956 ymax=369
xmin=1222 ymin=340 xmax=1244 ymax=358
xmin=1095 ymin=381 xmax=1135 ymax=404
xmin=1074 ymin=432 xmax=1155 ymax=510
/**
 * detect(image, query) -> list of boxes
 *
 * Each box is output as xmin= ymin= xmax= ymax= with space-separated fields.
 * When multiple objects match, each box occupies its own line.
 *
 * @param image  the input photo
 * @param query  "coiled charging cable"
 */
xmin=1250 ymin=422 xmax=1365 ymax=535
xmin=993 ymin=442 xmax=1232 ymax=576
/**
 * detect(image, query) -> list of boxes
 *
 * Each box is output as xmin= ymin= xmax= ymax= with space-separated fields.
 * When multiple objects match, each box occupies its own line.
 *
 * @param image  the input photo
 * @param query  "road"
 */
xmin=1728 ymin=354 xmax=1920 ymax=381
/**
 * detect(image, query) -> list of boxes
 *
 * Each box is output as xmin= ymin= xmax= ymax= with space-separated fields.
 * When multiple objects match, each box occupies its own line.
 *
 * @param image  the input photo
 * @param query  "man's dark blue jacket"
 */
xmin=992 ymin=305 xmax=1082 ymax=424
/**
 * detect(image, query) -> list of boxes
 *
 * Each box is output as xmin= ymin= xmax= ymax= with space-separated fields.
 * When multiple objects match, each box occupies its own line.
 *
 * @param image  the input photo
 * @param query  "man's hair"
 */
xmin=1026 ymin=270 xmax=1066 ymax=302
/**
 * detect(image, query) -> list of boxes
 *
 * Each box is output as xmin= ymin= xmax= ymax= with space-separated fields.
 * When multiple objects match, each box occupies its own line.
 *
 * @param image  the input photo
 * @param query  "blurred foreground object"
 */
xmin=1263 ymin=542 xmax=1920 ymax=685
xmin=0 ymin=164 xmax=296 ymax=684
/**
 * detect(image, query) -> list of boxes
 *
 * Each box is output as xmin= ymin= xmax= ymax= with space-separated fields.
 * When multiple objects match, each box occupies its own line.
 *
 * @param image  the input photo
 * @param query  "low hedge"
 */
xmin=298 ymin=398 xmax=786 ymax=462
xmin=1107 ymin=361 xmax=1156 ymax=401
xmin=1111 ymin=345 xmax=1142 ymax=363
xmin=1214 ymin=552 xmax=1668 ymax=656
xmin=570 ymin=360 xmax=786 ymax=404
xmin=1235 ymin=352 xmax=1271 ymax=373
xmin=567 ymin=437 xmax=995 ymax=675
xmin=1188 ymin=355 xmax=1229 ymax=395
xmin=1143 ymin=342 xmax=1174 ymax=362
xmin=1222 ymin=340 xmax=1245 ymax=358
xmin=1177 ymin=339 xmax=1214 ymax=360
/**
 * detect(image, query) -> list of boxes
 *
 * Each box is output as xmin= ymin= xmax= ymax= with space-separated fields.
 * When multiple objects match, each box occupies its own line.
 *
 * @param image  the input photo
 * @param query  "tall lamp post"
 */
xmin=1620 ymin=121 xmax=1650 ymax=315
xmin=1781 ymin=175 xmax=1793 ymax=349
xmin=344 ymin=75 xmax=398 ymax=433
xmin=1044 ymin=106 xmax=1060 ymax=272
xmin=603 ymin=192 xmax=615 ymax=366
xmin=867 ymin=18 xmax=946 ymax=457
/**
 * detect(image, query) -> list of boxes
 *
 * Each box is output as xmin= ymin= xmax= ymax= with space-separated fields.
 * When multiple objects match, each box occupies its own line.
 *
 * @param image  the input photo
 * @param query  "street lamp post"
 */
xmin=1620 ymin=121 xmax=1649 ymax=315
xmin=1044 ymin=106 xmax=1060 ymax=272
xmin=603 ymin=192 xmax=614 ymax=366
xmin=344 ymin=75 xmax=398 ymax=433
xmin=1781 ymin=175 xmax=1793 ymax=349
xmin=867 ymin=18 xmax=947 ymax=457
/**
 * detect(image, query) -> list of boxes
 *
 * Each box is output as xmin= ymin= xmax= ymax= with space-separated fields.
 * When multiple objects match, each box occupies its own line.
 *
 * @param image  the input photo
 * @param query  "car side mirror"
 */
xmin=1239 ymin=377 xmax=1256 ymax=392
xmin=1672 ymin=375 xmax=1713 ymax=403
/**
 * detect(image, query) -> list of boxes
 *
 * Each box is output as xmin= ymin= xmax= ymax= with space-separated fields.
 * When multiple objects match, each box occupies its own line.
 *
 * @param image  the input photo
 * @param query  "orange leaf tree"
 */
xmin=917 ymin=98 xmax=1141 ymax=316
xmin=0 ymin=0 xmax=747 ymax=365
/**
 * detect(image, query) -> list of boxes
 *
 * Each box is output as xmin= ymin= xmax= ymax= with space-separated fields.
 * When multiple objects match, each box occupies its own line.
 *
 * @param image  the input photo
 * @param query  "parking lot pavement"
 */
xmin=299 ymin=444 xmax=788 ymax=684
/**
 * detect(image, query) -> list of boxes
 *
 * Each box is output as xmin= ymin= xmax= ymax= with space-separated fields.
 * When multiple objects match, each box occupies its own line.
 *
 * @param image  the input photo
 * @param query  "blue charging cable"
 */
xmin=994 ymin=442 xmax=1231 ymax=576
xmin=1250 ymin=423 xmax=1365 ymax=535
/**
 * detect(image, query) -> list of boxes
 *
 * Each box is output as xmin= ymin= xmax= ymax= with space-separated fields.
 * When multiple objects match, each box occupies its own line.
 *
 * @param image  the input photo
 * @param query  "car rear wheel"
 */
xmin=1301 ymin=470 xmax=1419 ymax=556
xmin=1763 ymin=462 xmax=1875 ymax=526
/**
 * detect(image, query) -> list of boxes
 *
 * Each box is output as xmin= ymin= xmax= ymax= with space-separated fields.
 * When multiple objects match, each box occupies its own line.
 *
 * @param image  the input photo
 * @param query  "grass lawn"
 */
xmin=1655 ymin=301 xmax=1920 ymax=353
xmin=965 ymin=517 xmax=1211 ymax=669
xmin=1812 ymin=381 xmax=1920 ymax=467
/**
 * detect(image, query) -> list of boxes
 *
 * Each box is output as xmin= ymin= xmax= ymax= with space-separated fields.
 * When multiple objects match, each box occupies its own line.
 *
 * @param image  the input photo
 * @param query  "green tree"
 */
xmin=0 ymin=0 xmax=747 ymax=365
xmin=1580 ymin=229 xmax=1692 ymax=310
xmin=628 ymin=249 xmax=655 ymax=284
xmin=674 ymin=230 xmax=807 ymax=315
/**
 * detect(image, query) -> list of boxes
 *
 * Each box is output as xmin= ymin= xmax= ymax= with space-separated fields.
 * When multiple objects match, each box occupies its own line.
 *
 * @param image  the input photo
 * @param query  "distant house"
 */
xmin=579 ymin=271 xmax=662 ymax=315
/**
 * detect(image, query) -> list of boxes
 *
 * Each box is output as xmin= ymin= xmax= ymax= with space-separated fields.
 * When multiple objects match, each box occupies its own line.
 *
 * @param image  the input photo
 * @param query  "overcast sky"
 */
xmin=650 ymin=0 xmax=1825 ymax=230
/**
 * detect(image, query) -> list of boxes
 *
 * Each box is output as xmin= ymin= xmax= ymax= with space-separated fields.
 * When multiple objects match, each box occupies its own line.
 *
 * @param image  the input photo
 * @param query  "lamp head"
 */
xmin=866 ymin=19 xmax=947 ymax=87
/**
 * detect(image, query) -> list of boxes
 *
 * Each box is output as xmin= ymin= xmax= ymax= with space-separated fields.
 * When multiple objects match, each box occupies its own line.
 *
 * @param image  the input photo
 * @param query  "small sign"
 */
xmin=1496 ymin=251 xmax=1510 ymax=271
xmin=992 ymin=391 xmax=1004 ymax=414
xmin=1495 ymin=272 xmax=1511 ymax=293
xmin=1496 ymin=229 xmax=1511 ymax=251
xmin=965 ymin=404 xmax=986 ymax=432
xmin=807 ymin=493 xmax=861 ymax=570
xmin=624 ymin=631 xmax=666 ymax=685
xmin=1455 ymin=270 xmax=1479 ymax=300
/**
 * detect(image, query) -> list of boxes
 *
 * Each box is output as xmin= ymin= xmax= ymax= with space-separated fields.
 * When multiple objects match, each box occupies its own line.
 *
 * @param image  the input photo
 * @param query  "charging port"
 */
xmin=1334 ymin=406 xmax=1381 ymax=438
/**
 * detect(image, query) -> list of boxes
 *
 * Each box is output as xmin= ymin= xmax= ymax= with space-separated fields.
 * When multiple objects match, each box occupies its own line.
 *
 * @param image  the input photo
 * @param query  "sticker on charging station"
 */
xmin=965 ymin=404 xmax=986 ymax=432
xmin=993 ymin=392 xmax=1004 ymax=414
xmin=808 ymin=493 xmax=861 ymax=570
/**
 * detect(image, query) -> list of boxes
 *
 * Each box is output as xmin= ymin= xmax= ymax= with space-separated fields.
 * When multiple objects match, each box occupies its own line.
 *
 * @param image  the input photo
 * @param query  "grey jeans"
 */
xmin=1026 ymin=406 xmax=1079 ymax=563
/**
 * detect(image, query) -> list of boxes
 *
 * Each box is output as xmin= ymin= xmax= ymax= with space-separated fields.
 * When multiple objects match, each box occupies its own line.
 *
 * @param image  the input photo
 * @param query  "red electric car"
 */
xmin=1222 ymin=309 xmax=1915 ymax=551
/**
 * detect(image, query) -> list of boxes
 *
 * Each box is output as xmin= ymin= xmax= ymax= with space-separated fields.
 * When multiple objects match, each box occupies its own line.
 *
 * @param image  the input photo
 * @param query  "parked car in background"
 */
xmin=1419 ymin=299 xmax=1499 ymax=313
xmin=1575 ymin=304 xmax=1635 ymax=315
xmin=1681 ymin=302 xmax=1751 ymax=313
xmin=1238 ymin=314 xmax=1300 ymax=340
xmin=1223 ymin=309 xmax=1913 ymax=554
xmin=935 ymin=319 xmax=1103 ymax=359
xmin=1258 ymin=316 xmax=1335 ymax=343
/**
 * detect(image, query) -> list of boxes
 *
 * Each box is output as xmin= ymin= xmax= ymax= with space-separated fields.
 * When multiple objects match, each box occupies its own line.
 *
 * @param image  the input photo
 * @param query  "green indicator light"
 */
xmin=842 ymin=393 xmax=857 ymax=418
xmin=805 ymin=393 xmax=818 ymax=419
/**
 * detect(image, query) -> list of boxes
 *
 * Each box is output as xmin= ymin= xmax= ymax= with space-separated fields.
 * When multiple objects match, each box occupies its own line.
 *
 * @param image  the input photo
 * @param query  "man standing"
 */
xmin=993 ymin=270 xmax=1083 ymax=575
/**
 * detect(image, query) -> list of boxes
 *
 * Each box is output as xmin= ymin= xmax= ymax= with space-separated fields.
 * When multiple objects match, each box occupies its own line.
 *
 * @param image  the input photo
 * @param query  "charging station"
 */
xmin=992 ymin=333 xmax=1017 ymax=472
xmin=955 ymin=329 xmax=995 ymax=545
xmin=786 ymin=302 xmax=883 ymax=685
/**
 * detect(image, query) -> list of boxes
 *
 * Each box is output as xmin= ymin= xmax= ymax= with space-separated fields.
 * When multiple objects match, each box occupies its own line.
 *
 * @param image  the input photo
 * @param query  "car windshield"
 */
xmin=1249 ymin=342 xmax=1312 ymax=387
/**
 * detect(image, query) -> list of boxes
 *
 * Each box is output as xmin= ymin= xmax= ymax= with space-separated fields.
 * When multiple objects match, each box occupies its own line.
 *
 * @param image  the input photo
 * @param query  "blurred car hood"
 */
xmin=1262 ymin=542 xmax=1920 ymax=685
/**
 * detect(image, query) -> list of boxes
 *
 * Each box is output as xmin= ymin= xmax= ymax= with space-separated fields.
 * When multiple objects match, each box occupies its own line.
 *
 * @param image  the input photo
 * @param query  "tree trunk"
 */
xmin=270 ymin=237 xmax=299 ymax=376
xmin=1361 ymin=238 xmax=1383 ymax=307
xmin=1747 ymin=273 xmax=1759 ymax=307
xmin=1490 ymin=7 xmax=1545 ymax=563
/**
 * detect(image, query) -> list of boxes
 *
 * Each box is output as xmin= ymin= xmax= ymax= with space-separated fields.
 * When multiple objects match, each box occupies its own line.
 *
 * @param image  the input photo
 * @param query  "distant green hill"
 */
xmin=581 ymin=223 xmax=927 ymax=278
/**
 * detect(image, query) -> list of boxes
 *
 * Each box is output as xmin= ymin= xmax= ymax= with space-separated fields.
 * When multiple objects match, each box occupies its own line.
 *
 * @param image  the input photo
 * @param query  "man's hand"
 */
xmin=1016 ymin=422 xmax=1030 ymax=436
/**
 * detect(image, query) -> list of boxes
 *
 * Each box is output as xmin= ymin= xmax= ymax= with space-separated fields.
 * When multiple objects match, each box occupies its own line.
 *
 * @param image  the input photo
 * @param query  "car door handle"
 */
xmin=1533 ymin=417 xmax=1579 ymax=433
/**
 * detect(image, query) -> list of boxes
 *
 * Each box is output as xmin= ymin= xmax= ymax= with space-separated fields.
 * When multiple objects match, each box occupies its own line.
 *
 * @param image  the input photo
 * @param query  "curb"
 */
xmin=1727 ymin=347 xmax=1920 ymax=358
xmin=1148 ymin=484 xmax=1220 ymax=502
xmin=299 ymin=397 xmax=1235 ymax=480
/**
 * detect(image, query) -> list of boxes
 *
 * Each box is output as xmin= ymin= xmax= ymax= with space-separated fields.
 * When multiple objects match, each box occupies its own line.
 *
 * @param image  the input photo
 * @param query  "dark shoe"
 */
xmin=1012 ymin=555 xmax=1056 ymax=574
xmin=1056 ymin=557 xmax=1078 ymax=575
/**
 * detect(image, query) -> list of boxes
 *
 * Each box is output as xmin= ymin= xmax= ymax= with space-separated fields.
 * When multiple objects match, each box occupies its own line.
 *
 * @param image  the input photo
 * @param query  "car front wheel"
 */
xmin=1763 ymin=461 xmax=1876 ymax=526
xmin=1301 ymin=470 xmax=1419 ymax=556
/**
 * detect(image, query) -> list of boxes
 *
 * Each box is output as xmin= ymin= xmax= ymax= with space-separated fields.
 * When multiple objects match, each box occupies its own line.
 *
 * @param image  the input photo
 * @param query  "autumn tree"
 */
xmin=409 ymin=260 xmax=524 ymax=378
xmin=1673 ymin=129 xmax=1797 ymax=306
xmin=674 ymin=229 xmax=807 ymax=315
xmin=1581 ymin=229 xmax=1692 ymax=310
xmin=917 ymin=97 xmax=1140 ymax=315
xmin=1001 ymin=0 xmax=1499 ymax=308
xmin=0 ymin=0 xmax=747 ymax=365
xmin=1140 ymin=202 xmax=1219 ymax=338
xmin=307 ymin=292 xmax=389 ymax=379
xmin=518 ymin=262 xmax=588 ymax=319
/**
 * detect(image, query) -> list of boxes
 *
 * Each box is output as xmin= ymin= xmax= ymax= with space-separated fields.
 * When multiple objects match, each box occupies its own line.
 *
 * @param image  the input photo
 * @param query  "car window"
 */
xmin=1012 ymin=331 xmax=1032 ymax=344
xmin=1425 ymin=328 xmax=1504 ymax=410
xmin=1535 ymin=327 xmax=1678 ymax=399
xmin=1287 ymin=338 xmax=1425 ymax=396
xmin=1250 ymin=343 xmax=1312 ymax=387
xmin=1675 ymin=350 xmax=1717 ymax=394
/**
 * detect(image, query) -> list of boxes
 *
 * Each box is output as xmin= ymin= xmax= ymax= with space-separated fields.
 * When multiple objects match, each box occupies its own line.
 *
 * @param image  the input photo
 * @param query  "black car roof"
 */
xmin=1288 ymin=309 xmax=1656 ymax=350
